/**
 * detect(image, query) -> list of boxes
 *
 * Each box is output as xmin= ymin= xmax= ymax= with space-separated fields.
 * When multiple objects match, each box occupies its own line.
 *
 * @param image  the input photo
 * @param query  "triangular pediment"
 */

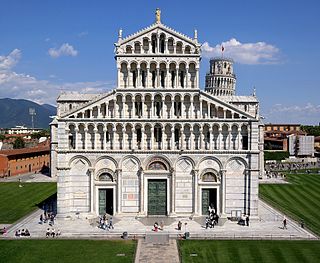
xmin=61 ymin=90 xmax=115 ymax=118
xmin=117 ymin=23 xmax=199 ymax=49
xmin=61 ymin=89 xmax=257 ymax=121
xmin=199 ymin=91 xmax=257 ymax=120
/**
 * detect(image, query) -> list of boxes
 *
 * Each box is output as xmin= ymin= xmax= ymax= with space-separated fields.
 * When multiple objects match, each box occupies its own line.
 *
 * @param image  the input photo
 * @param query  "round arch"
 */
xmin=144 ymin=154 xmax=173 ymax=171
xmin=69 ymin=155 xmax=92 ymax=167
xmin=196 ymin=156 xmax=223 ymax=171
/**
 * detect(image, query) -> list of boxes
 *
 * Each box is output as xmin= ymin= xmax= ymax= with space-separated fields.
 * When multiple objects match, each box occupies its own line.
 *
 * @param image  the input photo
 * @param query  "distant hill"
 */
xmin=0 ymin=98 xmax=56 ymax=128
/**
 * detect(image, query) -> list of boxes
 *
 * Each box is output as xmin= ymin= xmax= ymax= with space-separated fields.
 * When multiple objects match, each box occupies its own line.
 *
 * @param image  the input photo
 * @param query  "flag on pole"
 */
xmin=222 ymin=45 xmax=225 ymax=52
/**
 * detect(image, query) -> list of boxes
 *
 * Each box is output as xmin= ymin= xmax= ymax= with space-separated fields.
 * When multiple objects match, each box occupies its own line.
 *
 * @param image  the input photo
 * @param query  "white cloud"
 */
xmin=48 ymin=43 xmax=78 ymax=58
xmin=202 ymin=38 xmax=280 ymax=64
xmin=263 ymin=103 xmax=320 ymax=125
xmin=0 ymin=49 xmax=21 ymax=71
xmin=78 ymin=31 xmax=88 ymax=38
xmin=0 ymin=49 xmax=114 ymax=105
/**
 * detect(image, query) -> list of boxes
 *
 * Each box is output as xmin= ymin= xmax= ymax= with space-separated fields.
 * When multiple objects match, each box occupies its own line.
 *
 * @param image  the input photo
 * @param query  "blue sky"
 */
xmin=0 ymin=0 xmax=319 ymax=124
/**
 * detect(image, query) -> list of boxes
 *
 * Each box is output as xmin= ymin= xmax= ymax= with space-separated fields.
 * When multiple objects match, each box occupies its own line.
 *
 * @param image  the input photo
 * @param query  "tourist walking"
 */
xmin=246 ymin=215 xmax=250 ymax=226
xmin=177 ymin=221 xmax=182 ymax=231
xmin=109 ymin=217 xmax=114 ymax=229
xmin=283 ymin=217 xmax=287 ymax=229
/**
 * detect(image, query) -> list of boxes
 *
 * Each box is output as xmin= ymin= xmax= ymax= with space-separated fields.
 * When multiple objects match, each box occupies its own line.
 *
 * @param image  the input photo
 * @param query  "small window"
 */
xmin=99 ymin=173 xmax=113 ymax=182
xmin=202 ymin=172 xmax=218 ymax=182
xmin=148 ymin=161 xmax=167 ymax=170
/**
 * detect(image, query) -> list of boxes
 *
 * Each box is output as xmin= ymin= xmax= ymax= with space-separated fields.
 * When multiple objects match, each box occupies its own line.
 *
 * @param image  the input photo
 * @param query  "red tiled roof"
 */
xmin=0 ymin=146 xmax=50 ymax=157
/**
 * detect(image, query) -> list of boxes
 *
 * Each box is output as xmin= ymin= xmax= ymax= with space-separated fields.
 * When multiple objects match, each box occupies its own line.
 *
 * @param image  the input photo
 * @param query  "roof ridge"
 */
xmin=61 ymin=90 xmax=115 ymax=118
xmin=120 ymin=22 xmax=196 ymax=44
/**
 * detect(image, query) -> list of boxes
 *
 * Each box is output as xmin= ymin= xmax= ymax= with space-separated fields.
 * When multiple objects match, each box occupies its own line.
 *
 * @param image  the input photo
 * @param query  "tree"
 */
xmin=31 ymin=130 xmax=50 ymax=139
xmin=0 ymin=134 xmax=5 ymax=141
xmin=301 ymin=125 xmax=320 ymax=136
xmin=13 ymin=137 xmax=25 ymax=149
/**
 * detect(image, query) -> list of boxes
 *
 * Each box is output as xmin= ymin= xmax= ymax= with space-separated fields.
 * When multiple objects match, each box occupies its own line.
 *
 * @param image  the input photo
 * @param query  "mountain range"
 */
xmin=0 ymin=98 xmax=56 ymax=128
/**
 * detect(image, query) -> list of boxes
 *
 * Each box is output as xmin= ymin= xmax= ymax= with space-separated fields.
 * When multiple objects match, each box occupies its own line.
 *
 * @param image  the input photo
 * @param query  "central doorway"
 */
xmin=99 ymin=189 xmax=113 ymax=215
xmin=202 ymin=188 xmax=217 ymax=215
xmin=148 ymin=179 xmax=167 ymax=215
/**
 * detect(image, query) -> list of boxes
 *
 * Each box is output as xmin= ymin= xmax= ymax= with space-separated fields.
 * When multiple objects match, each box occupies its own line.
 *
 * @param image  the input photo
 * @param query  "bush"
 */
xmin=13 ymin=137 xmax=25 ymax=149
xmin=264 ymin=151 xmax=289 ymax=161
xmin=301 ymin=125 xmax=320 ymax=136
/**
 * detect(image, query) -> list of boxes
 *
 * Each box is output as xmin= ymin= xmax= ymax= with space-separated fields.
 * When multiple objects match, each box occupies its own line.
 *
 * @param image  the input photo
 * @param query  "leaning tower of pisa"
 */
xmin=205 ymin=58 xmax=236 ymax=96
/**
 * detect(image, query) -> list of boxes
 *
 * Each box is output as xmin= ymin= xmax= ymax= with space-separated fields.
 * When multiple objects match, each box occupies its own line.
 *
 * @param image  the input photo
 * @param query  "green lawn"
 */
xmin=179 ymin=240 xmax=320 ymax=263
xmin=0 ymin=240 xmax=136 ymax=263
xmin=259 ymin=172 xmax=320 ymax=236
xmin=0 ymin=182 xmax=57 ymax=223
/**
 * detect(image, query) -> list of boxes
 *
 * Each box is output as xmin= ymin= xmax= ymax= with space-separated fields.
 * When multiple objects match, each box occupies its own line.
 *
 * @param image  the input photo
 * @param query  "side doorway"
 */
xmin=201 ymin=188 xmax=217 ymax=215
xmin=99 ymin=189 xmax=113 ymax=215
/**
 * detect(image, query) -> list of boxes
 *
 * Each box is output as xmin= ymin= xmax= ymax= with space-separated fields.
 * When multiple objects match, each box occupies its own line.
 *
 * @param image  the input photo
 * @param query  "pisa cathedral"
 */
xmin=51 ymin=10 xmax=264 ymax=219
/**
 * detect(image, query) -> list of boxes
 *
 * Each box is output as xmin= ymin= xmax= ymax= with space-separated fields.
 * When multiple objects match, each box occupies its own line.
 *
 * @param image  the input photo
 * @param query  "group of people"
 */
xmin=238 ymin=214 xmax=250 ymax=226
xmin=265 ymin=161 xmax=319 ymax=172
xmin=46 ymin=228 xmax=61 ymax=238
xmin=205 ymin=204 xmax=219 ymax=229
xmin=39 ymin=211 xmax=55 ymax=226
xmin=265 ymin=171 xmax=286 ymax=179
xmin=152 ymin=221 xmax=165 ymax=232
xmin=15 ymin=229 xmax=30 ymax=237
xmin=98 ymin=214 xmax=114 ymax=230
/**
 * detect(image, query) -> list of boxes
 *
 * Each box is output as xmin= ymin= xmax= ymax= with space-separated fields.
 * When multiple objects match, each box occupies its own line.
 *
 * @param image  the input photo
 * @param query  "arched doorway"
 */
xmin=200 ymin=170 xmax=220 ymax=215
xmin=145 ymin=158 xmax=171 ymax=216
xmin=97 ymin=172 xmax=114 ymax=215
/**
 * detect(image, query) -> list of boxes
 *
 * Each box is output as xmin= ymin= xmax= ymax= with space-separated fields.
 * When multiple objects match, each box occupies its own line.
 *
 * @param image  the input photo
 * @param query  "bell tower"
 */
xmin=205 ymin=58 xmax=236 ymax=96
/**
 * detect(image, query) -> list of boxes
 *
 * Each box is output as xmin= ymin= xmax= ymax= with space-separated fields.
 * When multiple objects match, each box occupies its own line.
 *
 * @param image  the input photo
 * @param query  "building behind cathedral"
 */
xmin=51 ymin=10 xmax=264 ymax=219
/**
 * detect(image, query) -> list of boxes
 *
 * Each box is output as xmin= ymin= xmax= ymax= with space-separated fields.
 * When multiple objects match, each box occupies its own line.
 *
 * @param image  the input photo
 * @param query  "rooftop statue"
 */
xmin=155 ymin=8 xmax=161 ymax=24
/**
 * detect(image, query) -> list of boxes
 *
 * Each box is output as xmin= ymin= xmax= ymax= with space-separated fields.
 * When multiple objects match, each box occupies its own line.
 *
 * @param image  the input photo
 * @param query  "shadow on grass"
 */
xmin=36 ymin=193 xmax=57 ymax=214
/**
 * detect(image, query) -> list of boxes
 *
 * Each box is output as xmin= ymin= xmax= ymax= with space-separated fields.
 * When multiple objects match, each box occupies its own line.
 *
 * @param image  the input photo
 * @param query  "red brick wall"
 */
xmin=0 ymin=152 xmax=50 ymax=177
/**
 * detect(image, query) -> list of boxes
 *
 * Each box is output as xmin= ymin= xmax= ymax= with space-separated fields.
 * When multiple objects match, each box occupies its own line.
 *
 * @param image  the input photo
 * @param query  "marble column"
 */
xmin=117 ymin=67 xmax=121 ymax=87
xmin=238 ymin=130 xmax=241 ymax=150
xmin=171 ymin=127 xmax=175 ymax=150
xmin=105 ymin=102 xmax=109 ymax=118
xmin=221 ymin=169 xmax=227 ymax=216
xmin=146 ymin=68 xmax=149 ymax=87
xmin=151 ymin=97 xmax=155 ymax=118
xmin=210 ymin=128 xmax=214 ymax=151
xmin=196 ymin=68 xmax=199 ymax=88
xmin=190 ymin=128 xmax=194 ymax=150
xmin=132 ymin=98 xmax=136 ymax=118
xmin=193 ymin=169 xmax=199 ymax=215
xmin=94 ymin=127 xmax=98 ymax=150
xmin=84 ymin=128 xmax=88 ymax=150
xmin=75 ymin=128 xmax=79 ymax=150
xmin=103 ymin=126 xmax=107 ymax=150
xmin=141 ymin=128 xmax=145 ymax=150
xmin=190 ymin=99 xmax=194 ymax=119
xmin=151 ymin=126 xmax=154 ymax=150
xmin=171 ymin=170 xmax=176 ymax=215
xmin=181 ymin=100 xmax=185 ymax=119
xmin=117 ymin=169 xmax=122 ymax=213
xmin=199 ymin=127 xmax=202 ymax=150
xmin=176 ymin=69 xmax=179 ymax=88
xmin=139 ymin=170 xmax=144 ymax=214
xmin=156 ymin=68 xmax=160 ymax=88
xmin=180 ymin=128 xmax=184 ymax=149
xmin=127 ymin=67 xmax=131 ymax=87
xmin=185 ymin=68 xmax=189 ymax=88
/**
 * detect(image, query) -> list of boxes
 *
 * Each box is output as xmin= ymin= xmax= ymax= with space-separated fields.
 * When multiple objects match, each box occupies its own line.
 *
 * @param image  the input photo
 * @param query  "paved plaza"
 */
xmin=2 ymin=199 xmax=316 ymax=241
xmin=0 ymin=174 xmax=318 ymax=262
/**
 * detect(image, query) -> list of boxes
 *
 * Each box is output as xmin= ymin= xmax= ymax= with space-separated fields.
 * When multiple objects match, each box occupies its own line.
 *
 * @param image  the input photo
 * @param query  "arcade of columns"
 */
xmin=66 ymin=116 xmax=249 ymax=152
